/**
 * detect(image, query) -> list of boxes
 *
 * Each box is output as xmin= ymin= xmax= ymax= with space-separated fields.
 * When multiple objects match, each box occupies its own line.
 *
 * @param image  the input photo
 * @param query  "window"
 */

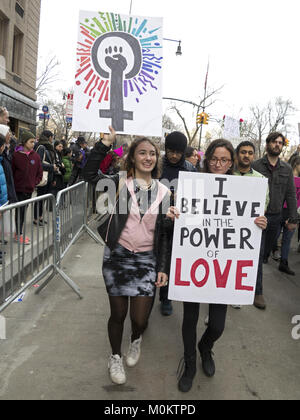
xmin=0 ymin=12 xmax=9 ymax=58
xmin=12 ymin=26 xmax=24 ymax=75
xmin=15 ymin=2 xmax=25 ymax=18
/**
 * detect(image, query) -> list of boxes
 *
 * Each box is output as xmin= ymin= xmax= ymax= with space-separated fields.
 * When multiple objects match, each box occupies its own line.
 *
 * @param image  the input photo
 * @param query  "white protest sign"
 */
xmin=72 ymin=11 xmax=163 ymax=136
xmin=168 ymin=172 xmax=268 ymax=306
xmin=223 ymin=116 xmax=241 ymax=147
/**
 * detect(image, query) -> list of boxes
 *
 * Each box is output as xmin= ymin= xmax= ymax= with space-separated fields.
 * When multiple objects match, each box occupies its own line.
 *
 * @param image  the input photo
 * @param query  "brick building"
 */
xmin=0 ymin=0 xmax=41 ymax=136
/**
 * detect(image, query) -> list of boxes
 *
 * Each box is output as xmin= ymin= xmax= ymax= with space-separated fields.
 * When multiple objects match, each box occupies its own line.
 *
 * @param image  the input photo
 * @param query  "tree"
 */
xmin=164 ymin=84 xmax=223 ymax=147
xmin=36 ymin=56 xmax=61 ymax=99
xmin=37 ymin=95 xmax=71 ymax=141
xmin=240 ymin=97 xmax=296 ymax=157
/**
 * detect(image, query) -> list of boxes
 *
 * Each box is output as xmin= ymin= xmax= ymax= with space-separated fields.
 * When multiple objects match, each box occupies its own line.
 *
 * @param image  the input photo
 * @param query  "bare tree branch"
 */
xmin=36 ymin=56 xmax=61 ymax=96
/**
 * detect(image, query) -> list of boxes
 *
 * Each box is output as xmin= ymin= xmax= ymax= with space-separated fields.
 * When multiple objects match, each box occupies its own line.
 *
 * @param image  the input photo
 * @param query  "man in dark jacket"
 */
xmin=69 ymin=136 xmax=89 ymax=185
xmin=159 ymin=131 xmax=197 ymax=316
xmin=252 ymin=132 xmax=298 ymax=306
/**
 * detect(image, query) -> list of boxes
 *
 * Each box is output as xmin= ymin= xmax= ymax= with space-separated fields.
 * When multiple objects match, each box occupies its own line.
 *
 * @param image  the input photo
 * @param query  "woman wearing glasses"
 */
xmin=168 ymin=139 xmax=267 ymax=393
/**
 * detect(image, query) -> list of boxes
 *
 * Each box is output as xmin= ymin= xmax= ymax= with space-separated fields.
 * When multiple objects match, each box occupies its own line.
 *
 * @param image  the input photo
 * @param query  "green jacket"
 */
xmin=234 ymin=168 xmax=270 ymax=212
xmin=62 ymin=156 xmax=73 ymax=183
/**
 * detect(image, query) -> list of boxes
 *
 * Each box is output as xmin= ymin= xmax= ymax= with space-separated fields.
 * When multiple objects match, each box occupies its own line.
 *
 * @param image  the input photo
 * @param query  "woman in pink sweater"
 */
xmin=84 ymin=127 xmax=172 ymax=386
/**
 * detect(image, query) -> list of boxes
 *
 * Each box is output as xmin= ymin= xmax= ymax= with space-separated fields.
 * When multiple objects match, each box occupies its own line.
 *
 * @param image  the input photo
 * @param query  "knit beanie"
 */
xmin=165 ymin=131 xmax=188 ymax=153
xmin=113 ymin=146 xmax=124 ymax=158
xmin=21 ymin=130 xmax=35 ymax=145
xmin=0 ymin=124 xmax=9 ymax=137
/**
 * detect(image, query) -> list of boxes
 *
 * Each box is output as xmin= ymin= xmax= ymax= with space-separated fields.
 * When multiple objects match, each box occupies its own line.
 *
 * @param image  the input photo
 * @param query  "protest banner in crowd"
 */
xmin=168 ymin=172 xmax=268 ymax=305
xmin=72 ymin=10 xmax=163 ymax=136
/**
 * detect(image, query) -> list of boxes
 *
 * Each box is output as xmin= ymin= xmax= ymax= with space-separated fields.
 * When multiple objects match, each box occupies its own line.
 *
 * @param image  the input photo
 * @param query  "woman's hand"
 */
xmin=102 ymin=126 xmax=117 ymax=147
xmin=156 ymin=273 xmax=168 ymax=288
xmin=166 ymin=206 xmax=180 ymax=221
xmin=254 ymin=216 xmax=268 ymax=230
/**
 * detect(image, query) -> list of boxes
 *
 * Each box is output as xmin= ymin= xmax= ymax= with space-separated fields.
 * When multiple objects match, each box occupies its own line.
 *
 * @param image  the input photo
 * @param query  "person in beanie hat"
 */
xmin=100 ymin=146 xmax=124 ymax=175
xmin=12 ymin=131 xmax=43 ymax=244
xmin=158 ymin=132 xmax=197 ymax=316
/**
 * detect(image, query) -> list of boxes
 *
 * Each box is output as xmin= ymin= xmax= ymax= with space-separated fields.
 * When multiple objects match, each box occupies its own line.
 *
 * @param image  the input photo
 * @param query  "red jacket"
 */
xmin=12 ymin=148 xmax=43 ymax=193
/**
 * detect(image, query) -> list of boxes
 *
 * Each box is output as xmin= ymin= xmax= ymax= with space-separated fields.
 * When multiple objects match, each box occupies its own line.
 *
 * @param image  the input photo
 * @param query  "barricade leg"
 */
xmin=35 ymin=265 xmax=83 ymax=299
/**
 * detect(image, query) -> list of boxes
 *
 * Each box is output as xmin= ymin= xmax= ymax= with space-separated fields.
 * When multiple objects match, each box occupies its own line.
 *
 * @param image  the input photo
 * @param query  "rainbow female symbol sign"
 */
xmin=72 ymin=11 xmax=163 ymax=136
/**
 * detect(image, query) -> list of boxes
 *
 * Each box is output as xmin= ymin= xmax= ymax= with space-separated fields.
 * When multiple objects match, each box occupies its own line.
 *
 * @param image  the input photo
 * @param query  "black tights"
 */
xmin=182 ymin=302 xmax=227 ymax=357
xmin=108 ymin=296 xmax=154 ymax=356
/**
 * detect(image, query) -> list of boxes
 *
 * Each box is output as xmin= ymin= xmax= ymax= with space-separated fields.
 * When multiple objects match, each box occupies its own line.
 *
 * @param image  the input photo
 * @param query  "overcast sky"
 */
xmin=38 ymin=0 xmax=300 ymax=143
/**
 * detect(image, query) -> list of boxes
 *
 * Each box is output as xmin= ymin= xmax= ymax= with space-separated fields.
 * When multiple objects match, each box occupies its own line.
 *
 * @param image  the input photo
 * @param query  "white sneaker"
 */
xmin=126 ymin=336 xmax=142 ymax=367
xmin=108 ymin=354 xmax=126 ymax=385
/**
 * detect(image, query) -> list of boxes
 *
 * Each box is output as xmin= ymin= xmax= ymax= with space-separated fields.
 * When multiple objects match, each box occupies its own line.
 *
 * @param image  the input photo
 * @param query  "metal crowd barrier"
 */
xmin=0 ymin=182 xmax=101 ymax=316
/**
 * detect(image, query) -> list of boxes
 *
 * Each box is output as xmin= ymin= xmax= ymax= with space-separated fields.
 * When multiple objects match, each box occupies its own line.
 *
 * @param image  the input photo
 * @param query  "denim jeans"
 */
xmin=275 ymin=221 xmax=295 ymax=261
xmin=264 ymin=213 xmax=282 ymax=260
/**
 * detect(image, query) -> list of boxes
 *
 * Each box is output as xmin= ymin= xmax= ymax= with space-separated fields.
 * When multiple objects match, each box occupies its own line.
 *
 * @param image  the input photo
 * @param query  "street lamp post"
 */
xmin=163 ymin=38 xmax=182 ymax=56
xmin=129 ymin=2 xmax=182 ymax=56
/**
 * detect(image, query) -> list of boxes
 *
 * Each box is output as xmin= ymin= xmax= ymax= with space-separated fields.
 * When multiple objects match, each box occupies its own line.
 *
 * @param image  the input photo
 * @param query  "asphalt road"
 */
xmin=0 ymin=231 xmax=299 ymax=401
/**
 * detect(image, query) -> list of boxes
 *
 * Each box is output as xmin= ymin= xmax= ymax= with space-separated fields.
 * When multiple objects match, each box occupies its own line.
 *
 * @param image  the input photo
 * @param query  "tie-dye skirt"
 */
xmin=102 ymin=243 xmax=157 ymax=297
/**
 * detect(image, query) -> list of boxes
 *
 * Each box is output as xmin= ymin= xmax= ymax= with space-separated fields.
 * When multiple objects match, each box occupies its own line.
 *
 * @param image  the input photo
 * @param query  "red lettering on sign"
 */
xmin=213 ymin=260 xmax=232 ymax=288
xmin=175 ymin=258 xmax=190 ymax=286
xmin=190 ymin=259 xmax=209 ymax=288
xmin=236 ymin=260 xmax=254 ymax=291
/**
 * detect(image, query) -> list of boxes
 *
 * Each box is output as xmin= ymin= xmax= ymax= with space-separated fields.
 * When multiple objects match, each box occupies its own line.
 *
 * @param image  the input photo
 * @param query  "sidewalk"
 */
xmin=0 ymin=230 xmax=299 ymax=400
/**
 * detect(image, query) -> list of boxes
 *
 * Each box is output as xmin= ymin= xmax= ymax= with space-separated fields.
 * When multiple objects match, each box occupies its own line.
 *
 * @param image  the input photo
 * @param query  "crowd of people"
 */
xmin=0 ymin=104 xmax=299 ymax=391
xmin=83 ymin=127 xmax=299 ymax=391
xmin=0 ymin=106 xmax=92 ymax=247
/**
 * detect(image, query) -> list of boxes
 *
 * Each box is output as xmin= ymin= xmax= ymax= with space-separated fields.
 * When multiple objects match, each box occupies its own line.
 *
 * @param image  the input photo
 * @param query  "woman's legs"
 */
xmin=199 ymin=304 xmax=228 ymax=352
xmin=178 ymin=302 xmax=200 ymax=392
xmin=130 ymin=296 xmax=154 ymax=341
xmin=108 ymin=296 xmax=129 ymax=356
xmin=198 ymin=304 xmax=228 ymax=377
xmin=182 ymin=302 xmax=200 ymax=357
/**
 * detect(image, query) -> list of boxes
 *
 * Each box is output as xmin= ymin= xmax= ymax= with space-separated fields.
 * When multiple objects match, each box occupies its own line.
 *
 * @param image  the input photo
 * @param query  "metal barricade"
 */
xmin=56 ymin=182 xmax=101 ymax=261
xmin=0 ymin=194 xmax=83 ymax=314
xmin=35 ymin=182 xmax=101 ymax=296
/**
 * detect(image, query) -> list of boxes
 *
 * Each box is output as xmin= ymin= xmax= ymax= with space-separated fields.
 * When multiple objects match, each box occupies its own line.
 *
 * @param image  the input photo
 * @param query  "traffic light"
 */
xmin=285 ymin=138 xmax=289 ymax=147
xmin=203 ymin=113 xmax=209 ymax=125
xmin=197 ymin=112 xmax=209 ymax=125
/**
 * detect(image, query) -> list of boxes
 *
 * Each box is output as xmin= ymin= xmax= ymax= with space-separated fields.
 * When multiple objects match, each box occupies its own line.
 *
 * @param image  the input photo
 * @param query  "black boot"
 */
xmin=198 ymin=343 xmax=215 ymax=377
xmin=279 ymin=259 xmax=295 ymax=276
xmin=177 ymin=353 xmax=196 ymax=393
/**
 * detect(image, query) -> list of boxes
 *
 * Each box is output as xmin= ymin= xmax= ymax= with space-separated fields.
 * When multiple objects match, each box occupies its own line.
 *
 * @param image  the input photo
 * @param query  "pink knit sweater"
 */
xmin=118 ymin=178 xmax=169 ymax=253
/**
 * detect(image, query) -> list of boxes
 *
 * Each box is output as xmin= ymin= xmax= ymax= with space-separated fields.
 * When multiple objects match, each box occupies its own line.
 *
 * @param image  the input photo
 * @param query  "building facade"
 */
xmin=0 ymin=0 xmax=41 ymax=136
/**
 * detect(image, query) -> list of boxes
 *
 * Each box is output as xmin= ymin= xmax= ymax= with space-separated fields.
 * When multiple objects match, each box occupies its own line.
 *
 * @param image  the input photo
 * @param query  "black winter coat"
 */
xmin=34 ymin=140 xmax=56 ymax=185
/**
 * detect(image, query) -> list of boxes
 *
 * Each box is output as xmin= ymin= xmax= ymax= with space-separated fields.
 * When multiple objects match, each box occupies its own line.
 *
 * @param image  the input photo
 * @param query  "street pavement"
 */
xmin=0 ymin=228 xmax=299 ymax=401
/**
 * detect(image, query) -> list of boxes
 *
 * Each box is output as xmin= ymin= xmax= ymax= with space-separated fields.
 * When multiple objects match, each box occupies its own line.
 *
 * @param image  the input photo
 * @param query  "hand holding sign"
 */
xmin=102 ymin=126 xmax=117 ymax=147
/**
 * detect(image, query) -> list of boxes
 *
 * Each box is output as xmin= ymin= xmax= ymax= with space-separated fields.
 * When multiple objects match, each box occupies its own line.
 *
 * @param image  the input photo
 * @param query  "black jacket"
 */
xmin=34 ymin=139 xmax=56 ymax=184
xmin=160 ymin=155 xmax=197 ymax=194
xmin=83 ymin=141 xmax=172 ymax=274
xmin=252 ymin=155 xmax=297 ymax=219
